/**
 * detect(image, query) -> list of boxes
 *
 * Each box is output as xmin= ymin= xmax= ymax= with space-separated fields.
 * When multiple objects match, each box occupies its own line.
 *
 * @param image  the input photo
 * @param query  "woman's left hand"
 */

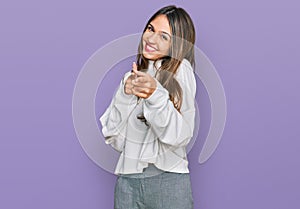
xmin=131 ymin=62 xmax=157 ymax=99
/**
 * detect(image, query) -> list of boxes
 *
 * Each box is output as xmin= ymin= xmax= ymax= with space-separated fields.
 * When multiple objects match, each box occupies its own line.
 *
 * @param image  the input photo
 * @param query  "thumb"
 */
xmin=132 ymin=62 xmax=138 ymax=72
xmin=132 ymin=62 xmax=145 ymax=77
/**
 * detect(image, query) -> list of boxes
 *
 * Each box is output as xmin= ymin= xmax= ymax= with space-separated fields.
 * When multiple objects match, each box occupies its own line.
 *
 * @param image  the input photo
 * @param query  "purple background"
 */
xmin=1 ymin=0 xmax=299 ymax=209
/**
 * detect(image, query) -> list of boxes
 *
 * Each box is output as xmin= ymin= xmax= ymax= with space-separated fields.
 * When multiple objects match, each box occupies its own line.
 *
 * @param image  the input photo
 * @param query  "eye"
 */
xmin=146 ymin=25 xmax=154 ymax=32
xmin=161 ymin=34 xmax=169 ymax=41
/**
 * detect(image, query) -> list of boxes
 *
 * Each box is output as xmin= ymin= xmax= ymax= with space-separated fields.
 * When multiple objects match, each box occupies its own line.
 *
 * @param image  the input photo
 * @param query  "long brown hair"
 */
xmin=136 ymin=5 xmax=196 ymax=112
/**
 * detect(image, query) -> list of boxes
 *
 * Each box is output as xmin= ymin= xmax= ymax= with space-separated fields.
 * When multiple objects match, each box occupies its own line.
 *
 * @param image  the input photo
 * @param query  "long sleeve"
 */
xmin=143 ymin=59 xmax=196 ymax=147
xmin=99 ymin=71 xmax=137 ymax=152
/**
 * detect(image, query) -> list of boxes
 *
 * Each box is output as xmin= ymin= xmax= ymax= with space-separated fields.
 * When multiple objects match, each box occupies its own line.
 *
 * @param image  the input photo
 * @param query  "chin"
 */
xmin=143 ymin=54 xmax=156 ymax=60
xmin=142 ymin=51 xmax=163 ymax=61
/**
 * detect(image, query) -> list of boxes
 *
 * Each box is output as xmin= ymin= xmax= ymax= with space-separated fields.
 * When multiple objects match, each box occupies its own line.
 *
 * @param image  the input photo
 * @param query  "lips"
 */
xmin=144 ymin=43 xmax=157 ymax=53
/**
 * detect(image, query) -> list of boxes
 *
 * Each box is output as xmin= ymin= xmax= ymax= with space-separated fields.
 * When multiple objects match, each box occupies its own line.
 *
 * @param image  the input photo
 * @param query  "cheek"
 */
xmin=142 ymin=32 xmax=149 ymax=41
xmin=160 ymin=43 xmax=171 ymax=54
xmin=142 ymin=34 xmax=148 ymax=47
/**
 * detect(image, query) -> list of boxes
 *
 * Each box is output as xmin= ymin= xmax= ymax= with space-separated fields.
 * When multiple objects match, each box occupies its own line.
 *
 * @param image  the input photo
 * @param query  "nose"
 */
xmin=147 ymin=32 xmax=159 ymax=44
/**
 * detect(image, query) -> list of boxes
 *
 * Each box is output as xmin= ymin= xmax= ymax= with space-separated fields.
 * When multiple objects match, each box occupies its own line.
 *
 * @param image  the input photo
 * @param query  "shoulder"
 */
xmin=176 ymin=59 xmax=195 ymax=82
xmin=175 ymin=59 xmax=196 ymax=96
xmin=181 ymin=58 xmax=193 ymax=69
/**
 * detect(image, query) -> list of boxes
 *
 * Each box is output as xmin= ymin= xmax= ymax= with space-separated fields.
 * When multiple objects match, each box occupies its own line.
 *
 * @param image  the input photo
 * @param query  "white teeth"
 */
xmin=146 ymin=44 xmax=156 ymax=51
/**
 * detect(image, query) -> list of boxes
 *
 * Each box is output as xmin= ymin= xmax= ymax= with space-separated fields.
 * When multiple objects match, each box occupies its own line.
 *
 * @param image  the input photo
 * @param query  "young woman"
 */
xmin=100 ymin=5 xmax=196 ymax=209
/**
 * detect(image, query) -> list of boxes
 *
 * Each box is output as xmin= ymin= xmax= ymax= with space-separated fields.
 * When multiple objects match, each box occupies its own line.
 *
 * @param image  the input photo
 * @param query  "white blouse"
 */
xmin=100 ymin=59 xmax=197 ymax=175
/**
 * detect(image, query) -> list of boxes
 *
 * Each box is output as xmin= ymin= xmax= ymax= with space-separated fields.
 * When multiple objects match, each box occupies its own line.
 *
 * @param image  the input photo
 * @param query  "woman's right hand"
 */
xmin=124 ymin=62 xmax=137 ymax=95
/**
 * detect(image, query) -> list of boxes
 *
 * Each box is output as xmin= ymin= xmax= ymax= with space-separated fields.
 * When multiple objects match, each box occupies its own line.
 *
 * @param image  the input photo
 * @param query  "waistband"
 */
xmin=119 ymin=164 xmax=164 ymax=178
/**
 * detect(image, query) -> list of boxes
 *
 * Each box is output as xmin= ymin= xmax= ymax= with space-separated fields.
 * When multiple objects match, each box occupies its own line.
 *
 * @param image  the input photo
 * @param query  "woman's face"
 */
xmin=142 ymin=14 xmax=172 ymax=60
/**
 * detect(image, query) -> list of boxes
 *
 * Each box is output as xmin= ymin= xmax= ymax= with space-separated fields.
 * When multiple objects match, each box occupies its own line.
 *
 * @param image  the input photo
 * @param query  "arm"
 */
xmin=99 ymin=71 xmax=137 ymax=152
xmin=143 ymin=60 xmax=197 ymax=147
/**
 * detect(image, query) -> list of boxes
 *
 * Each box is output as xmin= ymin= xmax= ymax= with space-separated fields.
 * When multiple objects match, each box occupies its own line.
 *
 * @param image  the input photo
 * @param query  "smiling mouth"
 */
xmin=144 ymin=43 xmax=157 ymax=53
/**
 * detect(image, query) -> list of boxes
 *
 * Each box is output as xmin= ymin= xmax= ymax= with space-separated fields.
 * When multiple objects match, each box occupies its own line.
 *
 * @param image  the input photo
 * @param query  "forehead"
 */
xmin=150 ymin=14 xmax=171 ymax=34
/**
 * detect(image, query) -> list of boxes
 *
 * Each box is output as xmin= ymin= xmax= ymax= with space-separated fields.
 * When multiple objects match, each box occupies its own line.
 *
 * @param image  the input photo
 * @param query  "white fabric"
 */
xmin=100 ymin=59 xmax=197 ymax=175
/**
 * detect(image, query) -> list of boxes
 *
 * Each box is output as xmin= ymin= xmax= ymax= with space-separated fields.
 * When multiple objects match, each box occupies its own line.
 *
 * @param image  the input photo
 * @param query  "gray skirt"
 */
xmin=114 ymin=164 xmax=194 ymax=209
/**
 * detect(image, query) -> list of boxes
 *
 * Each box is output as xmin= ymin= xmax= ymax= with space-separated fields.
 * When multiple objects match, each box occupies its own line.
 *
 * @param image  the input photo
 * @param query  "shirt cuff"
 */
xmin=144 ymin=79 xmax=169 ymax=108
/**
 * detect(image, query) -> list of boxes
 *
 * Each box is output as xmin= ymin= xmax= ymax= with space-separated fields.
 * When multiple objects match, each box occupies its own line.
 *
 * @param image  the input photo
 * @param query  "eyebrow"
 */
xmin=149 ymin=23 xmax=171 ymax=38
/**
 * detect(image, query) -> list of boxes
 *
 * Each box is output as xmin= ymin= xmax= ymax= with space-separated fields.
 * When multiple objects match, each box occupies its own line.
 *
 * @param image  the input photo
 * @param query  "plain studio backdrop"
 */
xmin=0 ymin=1 xmax=299 ymax=209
